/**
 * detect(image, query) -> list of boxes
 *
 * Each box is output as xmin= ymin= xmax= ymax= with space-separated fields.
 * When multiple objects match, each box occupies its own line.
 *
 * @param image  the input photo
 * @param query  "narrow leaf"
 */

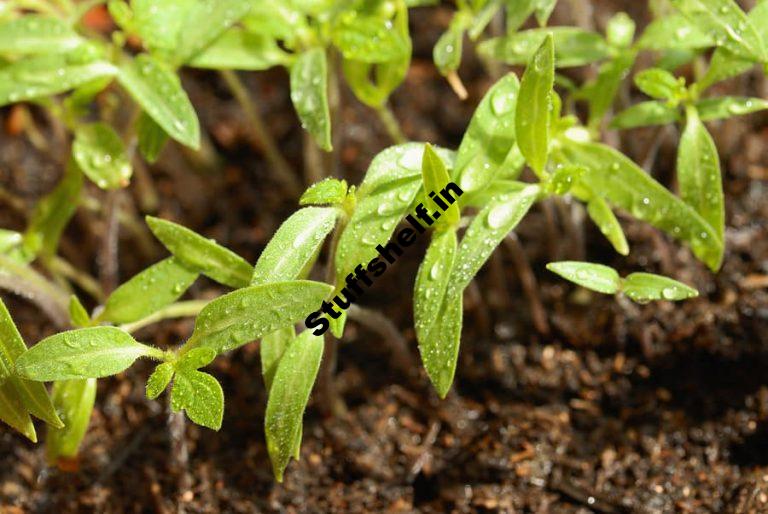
xmin=290 ymin=48 xmax=332 ymax=151
xmin=634 ymin=68 xmax=683 ymax=100
xmin=0 ymin=16 xmax=83 ymax=54
xmin=333 ymin=14 xmax=410 ymax=63
xmin=516 ymin=34 xmax=554 ymax=176
xmin=251 ymin=208 xmax=337 ymax=285
xmin=622 ymin=272 xmax=699 ymax=302
xmin=0 ymin=381 xmax=37 ymax=442
xmin=610 ymin=101 xmax=680 ymax=130
xmin=478 ymin=27 xmax=610 ymax=68
xmin=146 ymin=216 xmax=252 ymax=289
xmin=184 ymin=281 xmax=333 ymax=355
xmin=261 ymin=326 xmax=295 ymax=391
xmin=68 ymin=295 xmax=91 ymax=328
xmin=16 ymin=327 xmax=155 ymax=381
xmin=265 ymin=330 xmax=323 ymax=481
xmin=99 ymin=257 xmax=199 ymax=324
xmin=299 ymin=179 xmax=348 ymax=206
xmin=695 ymin=96 xmax=768 ymax=121
xmin=587 ymin=195 xmax=629 ymax=255
xmin=637 ymin=14 xmax=714 ymax=50
xmin=546 ymin=261 xmax=621 ymax=294
xmin=434 ymin=15 xmax=466 ymax=74
xmin=137 ymin=112 xmax=169 ymax=163
xmin=677 ymin=106 xmax=724 ymax=241
xmin=422 ymin=144 xmax=460 ymax=227
xmin=534 ymin=0 xmax=558 ymax=26
xmin=188 ymin=30 xmax=289 ymax=70
xmin=117 ymin=54 xmax=200 ymax=149
xmin=175 ymin=0 xmax=252 ymax=64
xmin=454 ymin=73 xmax=523 ymax=193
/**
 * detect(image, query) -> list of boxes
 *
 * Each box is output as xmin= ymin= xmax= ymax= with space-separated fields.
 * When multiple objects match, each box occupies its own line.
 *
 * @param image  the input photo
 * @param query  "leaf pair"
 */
xmin=547 ymin=261 xmax=698 ymax=302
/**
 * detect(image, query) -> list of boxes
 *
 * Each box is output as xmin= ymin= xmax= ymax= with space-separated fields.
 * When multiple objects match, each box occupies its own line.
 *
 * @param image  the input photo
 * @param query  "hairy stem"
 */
xmin=219 ymin=70 xmax=301 ymax=197
xmin=375 ymin=104 xmax=407 ymax=144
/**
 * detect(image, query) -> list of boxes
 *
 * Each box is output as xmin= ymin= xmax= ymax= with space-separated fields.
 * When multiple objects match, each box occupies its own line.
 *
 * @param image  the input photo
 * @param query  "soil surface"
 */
xmin=1 ymin=2 xmax=768 ymax=513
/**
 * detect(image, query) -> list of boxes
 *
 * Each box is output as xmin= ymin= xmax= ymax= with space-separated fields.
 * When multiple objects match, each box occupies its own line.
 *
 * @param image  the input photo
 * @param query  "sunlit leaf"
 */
xmin=586 ymin=195 xmax=629 ymax=255
xmin=68 ymin=295 xmax=91 ymax=328
xmin=610 ymin=101 xmax=680 ymax=129
xmin=333 ymin=13 xmax=409 ymax=63
xmin=637 ymin=14 xmax=714 ymax=50
xmin=183 ymin=280 xmax=333 ymax=355
xmin=421 ymin=144 xmax=460 ymax=227
xmin=434 ymin=13 xmax=467 ymax=74
xmin=187 ymin=29 xmax=289 ymax=70
xmin=605 ymin=12 xmax=635 ymax=48
xmin=478 ymin=27 xmax=610 ymax=68
xmin=634 ymin=68 xmax=683 ymax=100
xmin=261 ymin=326 xmax=295 ymax=391
xmin=622 ymin=272 xmax=699 ymax=302
xmin=175 ymin=0 xmax=252 ymax=64
xmin=16 ymin=327 xmax=157 ymax=381
xmin=677 ymin=106 xmax=724 ymax=241
xmin=516 ymin=34 xmax=554 ymax=176
xmin=0 ymin=16 xmax=83 ymax=55
xmin=146 ymin=362 xmax=174 ymax=400
xmin=299 ymin=178 xmax=348 ymax=206
xmin=695 ymin=96 xmax=768 ymax=121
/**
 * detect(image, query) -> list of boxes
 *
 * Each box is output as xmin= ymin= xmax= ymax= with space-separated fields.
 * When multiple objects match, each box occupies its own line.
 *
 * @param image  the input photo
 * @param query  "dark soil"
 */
xmin=1 ymin=2 xmax=768 ymax=513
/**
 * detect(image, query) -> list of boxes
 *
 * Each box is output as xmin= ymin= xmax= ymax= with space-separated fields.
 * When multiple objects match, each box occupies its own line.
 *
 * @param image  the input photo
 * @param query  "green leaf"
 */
xmin=261 ymin=326 xmax=295 ymax=391
xmin=534 ymin=0 xmax=558 ymax=26
xmin=15 ymin=327 xmax=156 ymax=381
xmin=634 ymin=68 xmax=683 ymax=100
xmin=251 ymin=207 xmax=337 ymax=285
xmin=290 ymin=48 xmax=332 ymax=152
xmin=581 ymin=50 xmax=637 ymax=129
xmin=0 ymin=229 xmax=22 ymax=254
xmin=299 ymin=178 xmax=348 ymax=206
xmin=146 ymin=362 xmax=174 ymax=400
xmin=146 ymin=216 xmax=252 ymax=289
xmin=696 ymin=1 xmax=768 ymax=90
xmin=131 ymin=0 xmax=196 ymax=52
xmin=68 ymin=295 xmax=91 ymax=328
xmin=176 ymin=347 xmax=216 ymax=371
xmin=622 ymin=272 xmax=699 ymax=302
xmin=468 ymin=0 xmax=503 ymax=39
xmin=265 ymin=330 xmax=323 ymax=482
xmin=0 ymin=54 xmax=116 ymax=107
xmin=546 ymin=261 xmax=621 ymax=294
xmin=174 ymin=0 xmax=252 ymax=64
xmin=117 ymin=54 xmax=200 ymax=149
xmin=183 ymin=280 xmax=333 ymax=355
xmin=0 ymin=16 xmax=83 ymax=55
xmin=516 ymin=34 xmax=554 ymax=176
xmin=23 ymin=158 xmax=83 ymax=259
xmin=137 ymin=112 xmax=168 ymax=163
xmin=335 ymin=144 xmax=455 ymax=287
xmin=0 ymin=381 xmax=37 ymax=442
xmin=242 ymin=3 xmax=304 ymax=41
xmin=695 ymin=96 xmax=768 ymax=121
xmin=414 ymin=229 xmax=461 ymax=397
xmin=99 ymin=257 xmax=199 ymax=324
xmin=637 ymin=14 xmax=714 ymax=51
xmin=333 ymin=13 xmax=409 ymax=63
xmin=0 ymin=300 xmax=62 ymax=428
xmin=671 ymin=0 xmax=765 ymax=62
xmin=450 ymin=185 xmax=540 ymax=291
xmin=72 ymin=122 xmax=132 ymax=190
xmin=478 ymin=27 xmax=610 ymax=68
xmin=171 ymin=368 xmax=224 ymax=430
xmin=46 ymin=379 xmax=96 ymax=462
xmin=187 ymin=30 xmax=289 ymax=70
xmin=610 ymin=101 xmax=680 ymax=129
xmin=454 ymin=72 xmax=523 ymax=193
xmin=422 ymin=144 xmax=460 ymax=227
xmin=586 ymin=195 xmax=629 ymax=255
xmin=558 ymin=140 xmax=723 ymax=270
xmin=677 ymin=106 xmax=724 ymax=241
xmin=606 ymin=12 xmax=636 ymax=48
xmin=434 ymin=14 xmax=467 ymax=74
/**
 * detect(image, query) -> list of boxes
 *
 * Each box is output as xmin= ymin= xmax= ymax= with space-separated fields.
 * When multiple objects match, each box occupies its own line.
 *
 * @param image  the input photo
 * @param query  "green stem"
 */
xmin=46 ymin=256 xmax=105 ymax=302
xmin=375 ymin=104 xmax=407 ymax=144
xmin=220 ymin=70 xmax=301 ymax=196
xmin=119 ymin=300 xmax=209 ymax=334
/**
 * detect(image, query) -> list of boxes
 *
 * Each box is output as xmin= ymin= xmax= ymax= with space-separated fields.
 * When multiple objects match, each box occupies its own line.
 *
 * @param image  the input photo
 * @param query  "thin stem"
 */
xmin=347 ymin=305 xmax=417 ymax=377
xmin=303 ymin=131 xmax=326 ymax=185
xmin=47 ymin=256 xmax=105 ymax=302
xmin=220 ymin=70 xmax=301 ymax=196
xmin=119 ymin=300 xmax=209 ymax=334
xmin=375 ymin=104 xmax=407 ymax=144
xmin=98 ymin=190 xmax=121 ymax=295
xmin=0 ymin=255 xmax=70 ymax=328
xmin=504 ymin=233 xmax=550 ymax=336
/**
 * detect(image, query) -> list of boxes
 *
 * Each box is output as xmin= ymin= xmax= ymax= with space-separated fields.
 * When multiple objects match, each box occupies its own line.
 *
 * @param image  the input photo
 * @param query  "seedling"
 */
xmin=0 ymin=0 xmax=762 ymax=484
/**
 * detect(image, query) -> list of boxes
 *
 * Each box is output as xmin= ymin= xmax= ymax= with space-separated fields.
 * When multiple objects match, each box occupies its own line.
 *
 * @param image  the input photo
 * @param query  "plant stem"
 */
xmin=0 ymin=255 xmax=70 ymax=328
xmin=375 ymin=104 xmax=407 ymax=144
xmin=119 ymin=300 xmax=209 ymax=334
xmin=504 ymin=233 xmax=550 ymax=336
xmin=220 ymin=70 xmax=301 ymax=197
xmin=47 ymin=256 xmax=105 ymax=302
